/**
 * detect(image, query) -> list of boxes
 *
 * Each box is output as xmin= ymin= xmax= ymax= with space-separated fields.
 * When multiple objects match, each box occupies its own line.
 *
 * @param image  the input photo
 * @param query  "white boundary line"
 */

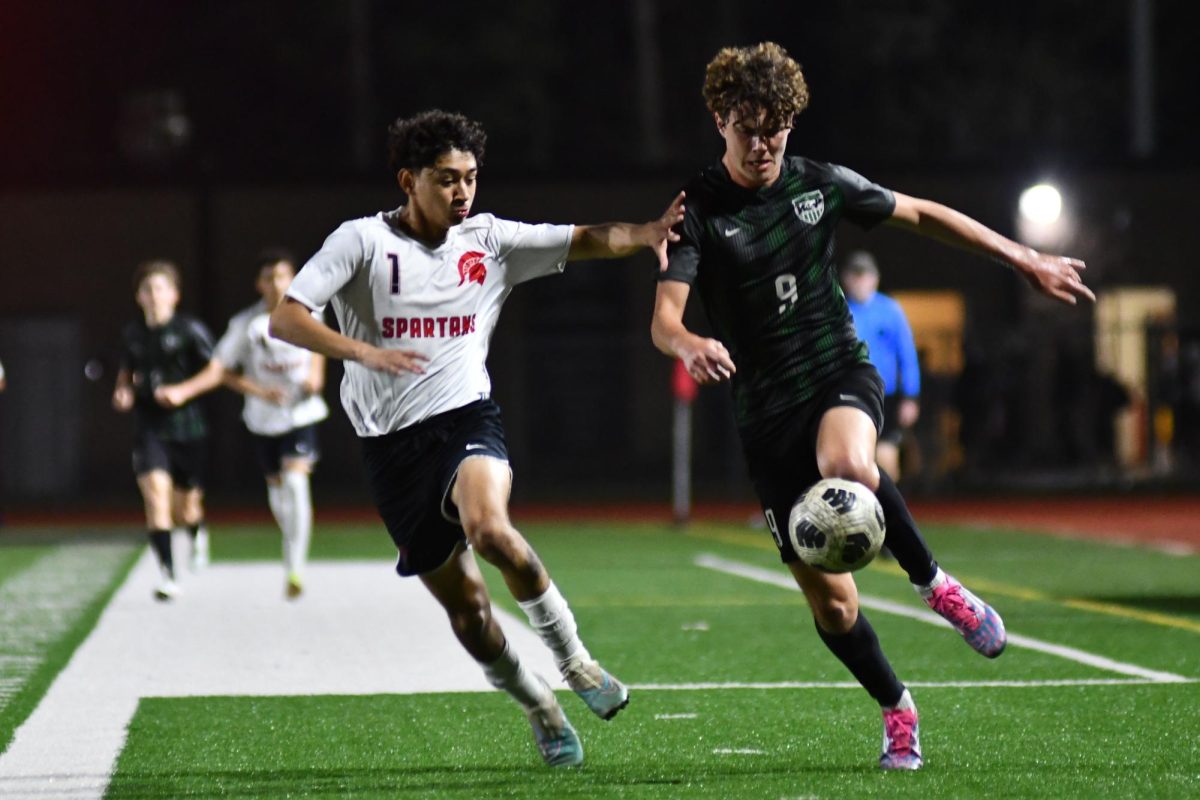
xmin=0 ymin=554 xmax=562 ymax=800
xmin=694 ymin=553 xmax=1193 ymax=684
xmin=633 ymin=677 xmax=1197 ymax=691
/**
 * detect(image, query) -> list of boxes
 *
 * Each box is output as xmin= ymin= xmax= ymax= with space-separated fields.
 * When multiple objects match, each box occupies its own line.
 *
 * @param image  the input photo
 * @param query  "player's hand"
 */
xmin=1016 ymin=250 xmax=1095 ymax=305
xmin=648 ymin=191 xmax=686 ymax=272
xmin=678 ymin=335 xmax=735 ymax=385
xmin=261 ymin=386 xmax=291 ymax=406
xmin=360 ymin=346 xmax=429 ymax=376
xmin=153 ymin=384 xmax=190 ymax=408
xmin=898 ymin=398 xmax=920 ymax=428
xmin=112 ymin=385 xmax=134 ymax=412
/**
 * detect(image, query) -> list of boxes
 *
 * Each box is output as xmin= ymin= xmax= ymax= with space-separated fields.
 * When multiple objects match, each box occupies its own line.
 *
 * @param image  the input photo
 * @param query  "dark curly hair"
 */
xmin=386 ymin=110 xmax=487 ymax=175
xmin=703 ymin=42 xmax=810 ymax=132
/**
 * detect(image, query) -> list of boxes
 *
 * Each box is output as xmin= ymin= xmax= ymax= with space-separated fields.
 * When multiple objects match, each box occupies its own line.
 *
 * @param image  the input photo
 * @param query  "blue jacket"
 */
xmin=846 ymin=292 xmax=920 ymax=398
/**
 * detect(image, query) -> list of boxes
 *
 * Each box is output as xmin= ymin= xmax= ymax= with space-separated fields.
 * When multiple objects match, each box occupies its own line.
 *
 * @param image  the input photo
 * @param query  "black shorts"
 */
xmin=250 ymin=425 xmax=321 ymax=477
xmin=131 ymin=432 xmax=207 ymax=489
xmin=360 ymin=399 xmax=509 ymax=577
xmin=741 ymin=364 xmax=884 ymax=563
xmin=879 ymin=395 xmax=904 ymax=445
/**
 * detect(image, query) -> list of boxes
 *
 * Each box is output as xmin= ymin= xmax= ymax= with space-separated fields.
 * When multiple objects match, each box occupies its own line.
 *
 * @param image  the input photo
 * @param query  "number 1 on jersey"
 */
xmin=388 ymin=253 xmax=400 ymax=294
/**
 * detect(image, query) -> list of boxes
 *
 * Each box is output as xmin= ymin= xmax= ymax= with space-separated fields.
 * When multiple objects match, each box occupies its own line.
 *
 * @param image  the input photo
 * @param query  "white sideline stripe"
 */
xmin=633 ymin=678 xmax=1197 ymax=691
xmin=694 ymin=553 xmax=1193 ymax=684
xmin=0 ymin=552 xmax=562 ymax=800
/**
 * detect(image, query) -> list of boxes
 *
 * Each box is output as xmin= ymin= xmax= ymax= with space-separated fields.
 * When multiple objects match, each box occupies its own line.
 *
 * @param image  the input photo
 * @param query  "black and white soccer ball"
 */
xmin=787 ymin=478 xmax=886 ymax=573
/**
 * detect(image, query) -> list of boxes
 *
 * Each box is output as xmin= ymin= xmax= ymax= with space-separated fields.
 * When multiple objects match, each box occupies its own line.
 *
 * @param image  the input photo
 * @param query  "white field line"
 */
xmin=632 ymin=677 xmax=1197 ymax=691
xmin=694 ymin=553 xmax=1193 ymax=684
xmin=0 ymin=552 xmax=561 ymax=800
xmin=0 ymin=542 xmax=135 ymax=718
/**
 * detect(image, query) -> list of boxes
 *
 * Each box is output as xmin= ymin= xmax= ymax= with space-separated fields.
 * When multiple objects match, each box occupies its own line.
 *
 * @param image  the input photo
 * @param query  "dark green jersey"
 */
xmin=118 ymin=313 xmax=215 ymax=440
xmin=661 ymin=156 xmax=895 ymax=438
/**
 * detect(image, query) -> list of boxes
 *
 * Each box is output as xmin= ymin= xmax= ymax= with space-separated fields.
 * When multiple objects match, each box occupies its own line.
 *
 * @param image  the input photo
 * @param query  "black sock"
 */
xmin=816 ymin=612 xmax=905 ymax=707
xmin=187 ymin=521 xmax=205 ymax=540
xmin=148 ymin=529 xmax=174 ymax=576
xmin=875 ymin=470 xmax=937 ymax=586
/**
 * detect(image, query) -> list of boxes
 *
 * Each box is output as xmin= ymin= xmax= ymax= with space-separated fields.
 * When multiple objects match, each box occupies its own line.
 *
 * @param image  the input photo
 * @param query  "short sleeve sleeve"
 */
xmin=660 ymin=203 xmax=703 ymax=285
xmin=187 ymin=318 xmax=216 ymax=362
xmin=212 ymin=313 xmax=250 ymax=369
xmin=489 ymin=217 xmax=573 ymax=286
xmin=829 ymin=164 xmax=896 ymax=229
xmin=288 ymin=222 xmax=366 ymax=310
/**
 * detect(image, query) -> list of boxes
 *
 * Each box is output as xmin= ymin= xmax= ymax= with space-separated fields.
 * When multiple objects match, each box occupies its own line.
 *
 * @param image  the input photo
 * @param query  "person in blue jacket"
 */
xmin=841 ymin=251 xmax=920 ymax=481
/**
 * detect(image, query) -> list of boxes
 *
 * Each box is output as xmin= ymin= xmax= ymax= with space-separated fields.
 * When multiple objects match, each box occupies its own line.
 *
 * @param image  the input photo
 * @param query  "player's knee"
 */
xmin=465 ymin=516 xmax=520 ymax=565
xmin=812 ymin=597 xmax=858 ymax=634
xmin=818 ymin=452 xmax=878 ymax=489
xmin=447 ymin=603 xmax=492 ymax=639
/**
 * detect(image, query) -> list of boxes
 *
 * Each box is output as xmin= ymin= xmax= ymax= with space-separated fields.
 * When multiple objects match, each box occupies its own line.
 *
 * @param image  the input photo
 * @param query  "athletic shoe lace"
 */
xmin=928 ymin=583 xmax=981 ymax=631
xmin=883 ymin=708 xmax=917 ymax=755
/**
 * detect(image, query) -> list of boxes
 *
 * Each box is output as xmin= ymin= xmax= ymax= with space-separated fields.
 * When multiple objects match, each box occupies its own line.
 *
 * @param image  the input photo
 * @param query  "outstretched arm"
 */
xmin=887 ymin=192 xmax=1095 ymax=305
xmin=651 ymin=280 xmax=736 ymax=385
xmin=569 ymin=192 xmax=686 ymax=269
xmin=269 ymin=298 xmax=428 ymax=377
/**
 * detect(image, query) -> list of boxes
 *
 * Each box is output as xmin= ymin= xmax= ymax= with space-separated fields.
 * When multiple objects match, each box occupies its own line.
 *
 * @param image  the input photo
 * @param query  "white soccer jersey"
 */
xmin=287 ymin=209 xmax=573 ymax=436
xmin=213 ymin=300 xmax=330 ymax=436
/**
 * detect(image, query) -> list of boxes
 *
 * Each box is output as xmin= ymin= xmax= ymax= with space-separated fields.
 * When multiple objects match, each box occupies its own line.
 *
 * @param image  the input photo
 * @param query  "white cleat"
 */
xmin=153 ymin=579 xmax=181 ymax=602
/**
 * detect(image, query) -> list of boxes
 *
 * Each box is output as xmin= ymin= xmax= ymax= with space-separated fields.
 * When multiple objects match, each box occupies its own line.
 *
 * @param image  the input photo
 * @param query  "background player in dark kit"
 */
xmin=113 ymin=260 xmax=216 ymax=600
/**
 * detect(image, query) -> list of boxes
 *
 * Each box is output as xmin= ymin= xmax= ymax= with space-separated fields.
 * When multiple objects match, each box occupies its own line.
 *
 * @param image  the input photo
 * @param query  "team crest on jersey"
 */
xmin=457 ymin=251 xmax=487 ymax=286
xmin=792 ymin=190 xmax=825 ymax=225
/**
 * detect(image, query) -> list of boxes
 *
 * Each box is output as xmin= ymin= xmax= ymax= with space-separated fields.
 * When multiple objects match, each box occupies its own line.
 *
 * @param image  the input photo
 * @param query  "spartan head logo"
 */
xmin=457 ymin=251 xmax=487 ymax=287
xmin=792 ymin=190 xmax=825 ymax=225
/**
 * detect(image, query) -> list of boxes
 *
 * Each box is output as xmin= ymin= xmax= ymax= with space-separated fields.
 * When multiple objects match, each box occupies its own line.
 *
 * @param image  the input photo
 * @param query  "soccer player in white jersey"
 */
xmin=212 ymin=249 xmax=329 ymax=598
xmin=269 ymin=109 xmax=685 ymax=768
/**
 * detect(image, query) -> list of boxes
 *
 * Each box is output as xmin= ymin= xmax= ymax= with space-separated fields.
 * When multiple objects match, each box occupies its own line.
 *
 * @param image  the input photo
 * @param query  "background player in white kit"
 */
xmin=212 ymin=249 xmax=329 ymax=599
xmin=270 ymin=109 xmax=685 ymax=768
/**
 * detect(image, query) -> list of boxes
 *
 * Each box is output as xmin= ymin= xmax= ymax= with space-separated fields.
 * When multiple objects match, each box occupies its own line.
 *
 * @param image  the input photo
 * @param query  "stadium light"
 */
xmin=1018 ymin=183 xmax=1062 ymax=226
xmin=1016 ymin=181 xmax=1071 ymax=249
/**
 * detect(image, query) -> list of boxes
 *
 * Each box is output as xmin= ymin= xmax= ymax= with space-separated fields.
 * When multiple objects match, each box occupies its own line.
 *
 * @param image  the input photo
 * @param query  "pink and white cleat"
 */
xmin=922 ymin=571 xmax=1007 ymax=658
xmin=880 ymin=691 xmax=923 ymax=770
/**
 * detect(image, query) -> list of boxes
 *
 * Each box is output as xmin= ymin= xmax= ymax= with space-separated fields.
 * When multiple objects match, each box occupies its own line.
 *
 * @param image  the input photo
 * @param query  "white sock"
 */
xmin=885 ymin=688 xmax=916 ymax=712
xmin=281 ymin=470 xmax=312 ymax=576
xmin=267 ymin=482 xmax=292 ymax=569
xmin=481 ymin=643 xmax=552 ymax=710
xmin=915 ymin=567 xmax=947 ymax=598
xmin=517 ymin=582 xmax=590 ymax=668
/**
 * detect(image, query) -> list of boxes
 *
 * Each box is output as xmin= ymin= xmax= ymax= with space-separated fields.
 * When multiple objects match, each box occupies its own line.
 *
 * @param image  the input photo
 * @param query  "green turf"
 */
xmin=0 ymin=532 xmax=142 ymax=754
xmin=95 ymin=518 xmax=1200 ymax=797
xmin=107 ymin=684 xmax=1200 ymax=799
xmin=5 ymin=519 xmax=1196 ymax=797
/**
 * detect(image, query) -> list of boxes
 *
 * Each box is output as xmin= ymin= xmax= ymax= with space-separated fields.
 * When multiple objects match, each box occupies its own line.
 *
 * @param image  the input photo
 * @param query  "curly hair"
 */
xmin=703 ymin=42 xmax=810 ymax=131
xmin=386 ymin=110 xmax=487 ymax=174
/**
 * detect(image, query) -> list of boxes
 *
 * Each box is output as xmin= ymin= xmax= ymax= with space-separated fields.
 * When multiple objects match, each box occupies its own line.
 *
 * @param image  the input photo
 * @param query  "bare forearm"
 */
xmin=270 ymin=300 xmax=368 ymax=363
xmin=888 ymin=195 xmax=1030 ymax=268
xmin=651 ymin=315 xmax=691 ymax=358
xmin=569 ymin=222 xmax=653 ymax=261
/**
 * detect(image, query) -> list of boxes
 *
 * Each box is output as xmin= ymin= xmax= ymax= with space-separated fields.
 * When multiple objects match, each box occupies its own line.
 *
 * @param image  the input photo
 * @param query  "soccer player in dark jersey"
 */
xmin=653 ymin=42 xmax=1094 ymax=771
xmin=113 ymin=260 xmax=216 ymax=601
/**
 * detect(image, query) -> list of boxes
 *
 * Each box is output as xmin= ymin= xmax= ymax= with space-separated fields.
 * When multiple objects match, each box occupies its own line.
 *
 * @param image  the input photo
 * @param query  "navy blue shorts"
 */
xmin=250 ymin=425 xmax=321 ymax=477
xmin=131 ymin=432 xmax=207 ymax=489
xmin=741 ymin=364 xmax=884 ymax=562
xmin=360 ymin=399 xmax=509 ymax=577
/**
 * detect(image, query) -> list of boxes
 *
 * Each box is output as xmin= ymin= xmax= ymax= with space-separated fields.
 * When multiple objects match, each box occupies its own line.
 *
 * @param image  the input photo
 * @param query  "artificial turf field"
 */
xmin=1 ymin=518 xmax=1197 ymax=798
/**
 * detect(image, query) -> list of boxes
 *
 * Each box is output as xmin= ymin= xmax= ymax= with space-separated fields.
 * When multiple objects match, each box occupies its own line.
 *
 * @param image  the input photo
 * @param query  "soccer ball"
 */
xmin=787 ymin=478 xmax=886 ymax=573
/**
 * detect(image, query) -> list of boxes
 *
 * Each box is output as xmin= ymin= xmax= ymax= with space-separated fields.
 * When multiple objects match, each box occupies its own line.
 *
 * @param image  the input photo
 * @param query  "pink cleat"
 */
xmin=924 ymin=572 xmax=1007 ymax=658
xmin=880 ymin=695 xmax=923 ymax=770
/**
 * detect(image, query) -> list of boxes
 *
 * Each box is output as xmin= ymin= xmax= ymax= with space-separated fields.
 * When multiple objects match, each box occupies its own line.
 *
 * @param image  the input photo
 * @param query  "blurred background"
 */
xmin=1 ymin=0 xmax=1199 ymax=515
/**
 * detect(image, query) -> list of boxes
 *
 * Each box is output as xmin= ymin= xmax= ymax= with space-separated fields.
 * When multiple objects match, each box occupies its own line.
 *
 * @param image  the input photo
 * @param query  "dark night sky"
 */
xmin=1 ymin=1 xmax=1197 ymax=184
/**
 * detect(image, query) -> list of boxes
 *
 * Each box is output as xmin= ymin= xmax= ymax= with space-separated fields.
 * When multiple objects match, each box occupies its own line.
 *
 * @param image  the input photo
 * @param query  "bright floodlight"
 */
xmin=1019 ymin=183 xmax=1062 ymax=226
